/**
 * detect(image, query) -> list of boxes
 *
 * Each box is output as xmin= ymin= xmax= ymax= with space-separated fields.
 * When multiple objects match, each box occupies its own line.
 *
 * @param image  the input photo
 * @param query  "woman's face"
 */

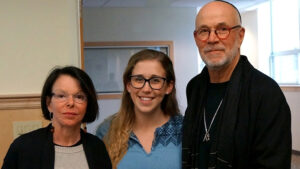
xmin=126 ymin=60 xmax=173 ymax=116
xmin=47 ymin=75 xmax=87 ymax=129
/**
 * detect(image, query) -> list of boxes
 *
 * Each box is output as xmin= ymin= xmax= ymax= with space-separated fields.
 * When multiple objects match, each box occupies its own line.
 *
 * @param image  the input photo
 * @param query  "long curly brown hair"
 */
xmin=103 ymin=49 xmax=179 ymax=169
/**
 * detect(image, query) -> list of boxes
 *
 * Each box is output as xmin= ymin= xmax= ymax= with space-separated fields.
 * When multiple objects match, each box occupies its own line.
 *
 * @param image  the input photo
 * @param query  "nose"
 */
xmin=141 ymin=81 xmax=152 ymax=92
xmin=207 ymin=30 xmax=219 ymax=43
xmin=66 ymin=95 xmax=75 ymax=106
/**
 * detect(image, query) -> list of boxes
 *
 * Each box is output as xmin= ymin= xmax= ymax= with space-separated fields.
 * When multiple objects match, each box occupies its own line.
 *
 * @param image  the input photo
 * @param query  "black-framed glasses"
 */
xmin=51 ymin=92 xmax=87 ymax=104
xmin=129 ymin=75 xmax=167 ymax=90
xmin=194 ymin=25 xmax=241 ymax=42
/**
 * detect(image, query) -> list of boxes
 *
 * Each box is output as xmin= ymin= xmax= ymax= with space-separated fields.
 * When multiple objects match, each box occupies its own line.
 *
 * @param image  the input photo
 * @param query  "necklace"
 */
xmin=203 ymin=99 xmax=223 ymax=142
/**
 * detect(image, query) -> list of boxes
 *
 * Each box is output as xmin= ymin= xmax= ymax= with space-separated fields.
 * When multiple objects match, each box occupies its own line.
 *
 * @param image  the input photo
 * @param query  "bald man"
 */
xmin=182 ymin=1 xmax=291 ymax=169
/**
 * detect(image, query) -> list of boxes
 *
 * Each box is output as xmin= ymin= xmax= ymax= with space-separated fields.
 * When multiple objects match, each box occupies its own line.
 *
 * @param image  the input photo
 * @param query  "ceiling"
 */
xmin=83 ymin=0 xmax=269 ymax=12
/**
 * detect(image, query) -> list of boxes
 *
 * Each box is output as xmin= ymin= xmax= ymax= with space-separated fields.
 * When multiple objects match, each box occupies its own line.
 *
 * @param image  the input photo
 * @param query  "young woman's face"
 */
xmin=47 ymin=75 xmax=87 ymax=129
xmin=126 ymin=60 xmax=173 ymax=116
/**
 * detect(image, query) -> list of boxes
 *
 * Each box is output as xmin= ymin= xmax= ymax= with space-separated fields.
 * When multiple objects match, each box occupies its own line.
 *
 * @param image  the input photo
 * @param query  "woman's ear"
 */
xmin=46 ymin=96 xmax=53 ymax=112
xmin=166 ymin=81 xmax=174 ymax=95
xmin=126 ymin=82 xmax=131 ymax=93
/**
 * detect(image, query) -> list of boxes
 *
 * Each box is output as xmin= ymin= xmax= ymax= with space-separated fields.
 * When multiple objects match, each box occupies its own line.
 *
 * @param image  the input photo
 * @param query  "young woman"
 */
xmin=2 ymin=66 xmax=112 ymax=169
xmin=96 ymin=49 xmax=182 ymax=169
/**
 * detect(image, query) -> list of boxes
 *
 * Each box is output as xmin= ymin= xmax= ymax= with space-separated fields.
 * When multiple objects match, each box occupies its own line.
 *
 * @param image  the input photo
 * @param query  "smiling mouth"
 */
xmin=139 ymin=96 xmax=153 ymax=101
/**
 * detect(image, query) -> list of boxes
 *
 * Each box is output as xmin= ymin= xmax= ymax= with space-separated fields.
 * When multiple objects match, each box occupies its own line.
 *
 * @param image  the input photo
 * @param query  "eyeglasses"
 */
xmin=194 ymin=25 xmax=241 ymax=42
xmin=51 ymin=92 xmax=87 ymax=104
xmin=129 ymin=75 xmax=166 ymax=90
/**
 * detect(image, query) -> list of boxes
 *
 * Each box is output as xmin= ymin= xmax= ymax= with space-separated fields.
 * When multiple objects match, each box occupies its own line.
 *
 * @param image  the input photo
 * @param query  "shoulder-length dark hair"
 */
xmin=41 ymin=66 xmax=98 ymax=123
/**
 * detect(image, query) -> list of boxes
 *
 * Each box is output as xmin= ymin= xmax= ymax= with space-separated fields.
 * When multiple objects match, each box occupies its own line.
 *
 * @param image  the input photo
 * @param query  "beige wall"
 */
xmin=0 ymin=0 xmax=80 ymax=166
xmin=0 ymin=107 xmax=49 ymax=167
xmin=0 ymin=0 xmax=81 ymax=95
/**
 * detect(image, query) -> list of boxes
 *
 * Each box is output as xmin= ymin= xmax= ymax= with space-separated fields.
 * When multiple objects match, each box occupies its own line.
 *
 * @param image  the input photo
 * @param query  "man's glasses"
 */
xmin=194 ymin=25 xmax=241 ymax=42
xmin=51 ymin=92 xmax=87 ymax=104
xmin=129 ymin=75 xmax=166 ymax=90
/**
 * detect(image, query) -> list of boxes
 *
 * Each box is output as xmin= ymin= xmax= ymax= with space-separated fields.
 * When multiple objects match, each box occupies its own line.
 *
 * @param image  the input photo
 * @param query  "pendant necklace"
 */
xmin=203 ymin=99 xmax=223 ymax=142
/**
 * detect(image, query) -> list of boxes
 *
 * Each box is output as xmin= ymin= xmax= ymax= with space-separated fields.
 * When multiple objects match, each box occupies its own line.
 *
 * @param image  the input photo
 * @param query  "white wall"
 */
xmin=88 ymin=99 xmax=121 ymax=134
xmin=0 ymin=0 xmax=81 ymax=95
xmin=284 ymin=92 xmax=300 ymax=151
xmin=83 ymin=7 xmax=199 ymax=133
xmin=241 ymin=10 xmax=259 ymax=67
xmin=242 ymin=9 xmax=300 ymax=151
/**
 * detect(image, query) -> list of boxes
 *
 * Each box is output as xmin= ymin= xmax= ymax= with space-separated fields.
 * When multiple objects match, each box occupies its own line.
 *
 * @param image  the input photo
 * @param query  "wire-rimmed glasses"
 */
xmin=129 ymin=75 xmax=166 ymax=90
xmin=51 ymin=92 xmax=87 ymax=104
xmin=194 ymin=25 xmax=241 ymax=42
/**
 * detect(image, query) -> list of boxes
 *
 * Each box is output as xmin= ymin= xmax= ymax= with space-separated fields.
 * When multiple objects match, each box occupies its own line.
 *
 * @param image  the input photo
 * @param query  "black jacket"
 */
xmin=182 ymin=56 xmax=291 ymax=169
xmin=2 ymin=124 xmax=112 ymax=169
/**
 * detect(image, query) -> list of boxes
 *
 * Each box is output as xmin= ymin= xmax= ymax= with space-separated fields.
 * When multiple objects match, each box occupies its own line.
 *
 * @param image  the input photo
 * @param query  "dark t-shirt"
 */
xmin=199 ymin=82 xmax=228 ymax=169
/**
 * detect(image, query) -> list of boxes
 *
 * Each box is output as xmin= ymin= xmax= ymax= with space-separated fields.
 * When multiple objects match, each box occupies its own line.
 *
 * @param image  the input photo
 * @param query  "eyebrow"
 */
xmin=131 ymin=74 xmax=165 ymax=78
xmin=52 ymin=90 xmax=84 ymax=94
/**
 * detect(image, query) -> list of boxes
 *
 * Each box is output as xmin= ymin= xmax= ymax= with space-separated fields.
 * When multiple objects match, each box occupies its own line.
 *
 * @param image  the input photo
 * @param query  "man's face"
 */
xmin=195 ymin=2 xmax=245 ymax=70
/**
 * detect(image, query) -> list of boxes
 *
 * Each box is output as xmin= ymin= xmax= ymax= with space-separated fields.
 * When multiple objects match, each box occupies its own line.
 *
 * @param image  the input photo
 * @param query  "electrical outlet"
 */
xmin=13 ymin=121 xmax=42 ymax=139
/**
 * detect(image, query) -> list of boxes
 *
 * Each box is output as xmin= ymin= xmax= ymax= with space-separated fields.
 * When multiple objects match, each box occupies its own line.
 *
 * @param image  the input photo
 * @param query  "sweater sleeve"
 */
xmin=100 ymin=140 xmax=112 ymax=169
xmin=83 ymin=133 xmax=112 ymax=169
xmin=251 ymin=82 xmax=291 ymax=169
xmin=2 ymin=140 xmax=19 ymax=169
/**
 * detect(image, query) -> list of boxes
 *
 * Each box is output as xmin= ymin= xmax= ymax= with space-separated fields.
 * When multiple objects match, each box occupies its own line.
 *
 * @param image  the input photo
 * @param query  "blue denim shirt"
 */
xmin=96 ymin=114 xmax=183 ymax=169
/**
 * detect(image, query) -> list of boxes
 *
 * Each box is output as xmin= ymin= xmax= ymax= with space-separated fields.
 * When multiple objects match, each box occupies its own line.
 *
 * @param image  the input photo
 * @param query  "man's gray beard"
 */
xmin=203 ymin=49 xmax=238 ymax=70
xmin=204 ymin=57 xmax=229 ymax=70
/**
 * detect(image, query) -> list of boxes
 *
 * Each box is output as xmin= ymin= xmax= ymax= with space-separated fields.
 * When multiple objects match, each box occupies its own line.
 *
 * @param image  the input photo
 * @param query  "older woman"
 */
xmin=96 ymin=49 xmax=182 ymax=169
xmin=2 ymin=66 xmax=112 ymax=169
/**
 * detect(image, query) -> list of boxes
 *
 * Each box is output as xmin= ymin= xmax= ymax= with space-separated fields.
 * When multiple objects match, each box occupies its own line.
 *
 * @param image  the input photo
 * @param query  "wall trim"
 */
xmin=0 ymin=93 xmax=119 ymax=110
xmin=97 ymin=94 xmax=122 ymax=100
xmin=293 ymin=150 xmax=300 ymax=156
xmin=0 ymin=94 xmax=41 ymax=110
xmin=84 ymin=41 xmax=174 ymax=62
xmin=280 ymin=86 xmax=300 ymax=92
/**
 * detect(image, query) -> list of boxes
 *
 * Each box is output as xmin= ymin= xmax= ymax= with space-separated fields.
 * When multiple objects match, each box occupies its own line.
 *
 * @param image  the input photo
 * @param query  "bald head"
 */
xmin=196 ymin=1 xmax=242 ymax=29
xmin=215 ymin=0 xmax=242 ymax=23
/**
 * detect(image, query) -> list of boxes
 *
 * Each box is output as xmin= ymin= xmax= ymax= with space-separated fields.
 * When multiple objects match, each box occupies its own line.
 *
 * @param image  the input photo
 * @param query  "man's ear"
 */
xmin=238 ymin=27 xmax=245 ymax=46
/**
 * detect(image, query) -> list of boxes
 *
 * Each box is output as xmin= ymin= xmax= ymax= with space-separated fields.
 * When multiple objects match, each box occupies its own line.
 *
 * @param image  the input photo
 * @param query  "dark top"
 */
xmin=2 ymin=124 xmax=112 ymax=169
xmin=182 ymin=55 xmax=292 ymax=169
xmin=199 ymin=82 xmax=228 ymax=169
